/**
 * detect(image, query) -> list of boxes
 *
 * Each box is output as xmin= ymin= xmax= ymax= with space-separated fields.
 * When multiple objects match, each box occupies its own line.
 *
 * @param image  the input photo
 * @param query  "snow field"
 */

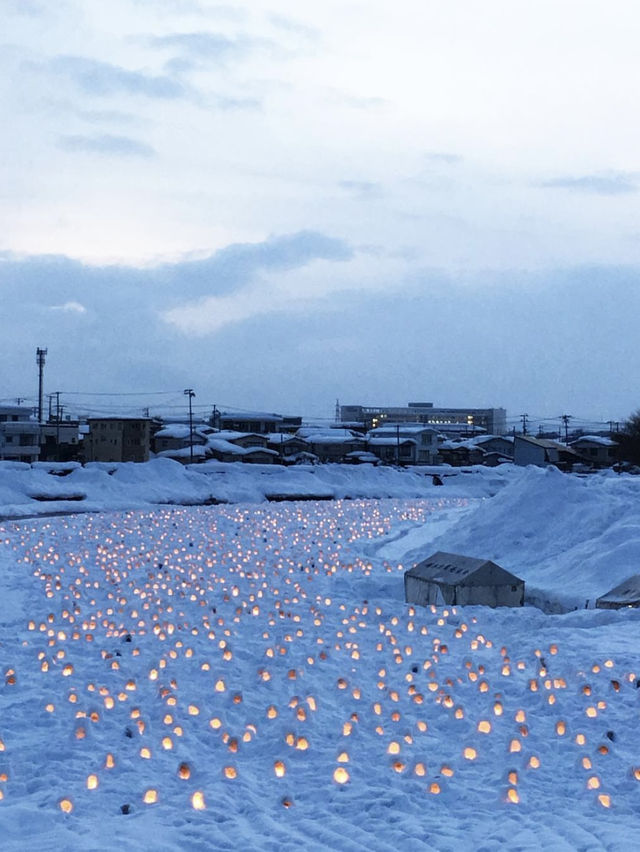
xmin=0 ymin=498 xmax=639 ymax=850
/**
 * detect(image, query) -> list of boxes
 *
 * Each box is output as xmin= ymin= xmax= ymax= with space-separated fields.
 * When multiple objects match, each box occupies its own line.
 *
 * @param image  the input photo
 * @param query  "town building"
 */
xmin=513 ymin=435 xmax=580 ymax=471
xmin=217 ymin=411 xmax=284 ymax=434
xmin=366 ymin=424 xmax=439 ymax=465
xmin=341 ymin=402 xmax=507 ymax=435
xmin=85 ymin=417 xmax=152 ymax=463
xmin=0 ymin=405 xmax=40 ymax=463
xmin=570 ymin=435 xmax=617 ymax=468
xmin=404 ymin=551 xmax=525 ymax=608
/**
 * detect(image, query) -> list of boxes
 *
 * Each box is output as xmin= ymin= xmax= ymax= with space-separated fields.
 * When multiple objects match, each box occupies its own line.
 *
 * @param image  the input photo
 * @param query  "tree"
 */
xmin=613 ymin=410 xmax=640 ymax=466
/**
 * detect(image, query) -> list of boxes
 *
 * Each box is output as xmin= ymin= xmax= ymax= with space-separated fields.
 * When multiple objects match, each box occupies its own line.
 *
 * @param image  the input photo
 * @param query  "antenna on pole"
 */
xmin=36 ymin=347 xmax=47 ymax=425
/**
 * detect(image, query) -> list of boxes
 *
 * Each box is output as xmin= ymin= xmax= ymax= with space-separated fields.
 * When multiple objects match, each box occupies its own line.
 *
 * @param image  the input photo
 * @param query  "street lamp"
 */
xmin=184 ymin=389 xmax=195 ymax=464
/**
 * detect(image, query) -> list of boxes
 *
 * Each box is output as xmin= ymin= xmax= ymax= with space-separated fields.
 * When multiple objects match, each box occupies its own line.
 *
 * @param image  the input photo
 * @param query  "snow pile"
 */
xmin=386 ymin=466 xmax=640 ymax=611
xmin=0 ymin=459 xmax=516 ymax=521
xmin=0 ymin=500 xmax=638 ymax=850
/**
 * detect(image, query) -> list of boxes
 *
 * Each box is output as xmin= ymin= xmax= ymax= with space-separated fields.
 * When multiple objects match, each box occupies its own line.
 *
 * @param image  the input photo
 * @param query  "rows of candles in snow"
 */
xmin=1 ymin=500 xmax=637 ymax=814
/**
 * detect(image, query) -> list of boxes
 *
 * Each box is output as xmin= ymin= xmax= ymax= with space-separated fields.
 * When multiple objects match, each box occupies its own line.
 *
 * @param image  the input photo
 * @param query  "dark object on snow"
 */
xmin=405 ymin=551 xmax=524 ymax=608
xmin=596 ymin=574 xmax=640 ymax=609
xmin=432 ymin=474 xmax=444 ymax=486
xmin=121 ymin=804 xmax=131 ymax=814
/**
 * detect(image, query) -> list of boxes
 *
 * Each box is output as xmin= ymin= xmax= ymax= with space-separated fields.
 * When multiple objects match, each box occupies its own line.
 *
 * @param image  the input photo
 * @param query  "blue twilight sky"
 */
xmin=2 ymin=0 xmax=640 ymax=424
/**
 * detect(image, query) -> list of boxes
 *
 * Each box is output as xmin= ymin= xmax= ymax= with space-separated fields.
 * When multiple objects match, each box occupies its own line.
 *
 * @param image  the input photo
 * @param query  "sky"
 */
xmin=2 ymin=0 xmax=640 ymax=427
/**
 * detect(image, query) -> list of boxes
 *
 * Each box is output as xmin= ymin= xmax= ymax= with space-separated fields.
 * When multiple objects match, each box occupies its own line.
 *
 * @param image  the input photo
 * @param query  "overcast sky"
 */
xmin=2 ymin=0 xmax=640 ymax=426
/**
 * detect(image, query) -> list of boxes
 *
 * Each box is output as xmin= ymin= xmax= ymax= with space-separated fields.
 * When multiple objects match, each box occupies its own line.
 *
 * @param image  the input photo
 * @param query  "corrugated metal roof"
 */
xmin=406 ymin=551 xmax=521 ymax=586
xmin=596 ymin=574 xmax=640 ymax=605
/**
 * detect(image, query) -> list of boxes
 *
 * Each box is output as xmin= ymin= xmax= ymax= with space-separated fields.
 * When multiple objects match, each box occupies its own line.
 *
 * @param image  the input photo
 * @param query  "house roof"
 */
xmin=219 ymin=411 xmax=283 ymax=422
xmin=571 ymin=435 xmax=617 ymax=447
xmin=367 ymin=437 xmax=417 ymax=447
xmin=368 ymin=424 xmax=437 ymax=437
xmin=596 ymin=574 xmax=640 ymax=606
xmin=406 ymin=551 xmax=521 ymax=586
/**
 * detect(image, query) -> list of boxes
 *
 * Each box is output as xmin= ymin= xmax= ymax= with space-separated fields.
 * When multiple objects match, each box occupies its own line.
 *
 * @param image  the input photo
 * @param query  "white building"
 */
xmin=366 ymin=423 xmax=439 ymax=464
xmin=0 ymin=406 xmax=40 ymax=463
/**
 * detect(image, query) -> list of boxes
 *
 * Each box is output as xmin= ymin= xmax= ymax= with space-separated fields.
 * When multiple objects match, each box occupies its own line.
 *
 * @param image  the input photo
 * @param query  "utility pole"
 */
xmin=396 ymin=423 xmax=401 ymax=466
xmin=335 ymin=399 xmax=341 ymax=424
xmin=520 ymin=413 xmax=528 ymax=435
xmin=561 ymin=414 xmax=571 ymax=443
xmin=184 ymin=389 xmax=195 ymax=464
xmin=55 ymin=391 xmax=61 ymax=460
xmin=36 ymin=347 xmax=47 ymax=424
xmin=211 ymin=405 xmax=219 ymax=429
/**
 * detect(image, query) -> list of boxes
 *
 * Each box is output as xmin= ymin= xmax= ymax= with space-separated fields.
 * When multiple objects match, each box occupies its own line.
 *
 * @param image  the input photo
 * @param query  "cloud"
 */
xmin=339 ymin=180 xmax=383 ymax=199
xmin=50 ymin=301 xmax=87 ymax=314
xmin=58 ymin=134 xmax=156 ymax=157
xmin=268 ymin=14 xmax=319 ymax=41
xmin=149 ymin=31 xmax=251 ymax=63
xmin=49 ymin=55 xmax=187 ymax=99
xmin=2 ymin=249 xmax=640 ymax=418
xmin=425 ymin=152 xmax=463 ymax=165
xmin=538 ymin=172 xmax=638 ymax=195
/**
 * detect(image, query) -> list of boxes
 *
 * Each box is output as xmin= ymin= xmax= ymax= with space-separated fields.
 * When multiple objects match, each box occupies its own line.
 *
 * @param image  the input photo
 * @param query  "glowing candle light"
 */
xmin=587 ymin=776 xmax=600 ymax=790
xmin=528 ymin=756 xmax=540 ymax=769
xmin=429 ymin=782 xmax=440 ymax=794
xmin=191 ymin=791 xmax=206 ymax=810
xmin=224 ymin=766 xmax=237 ymax=779
xmin=477 ymin=720 xmax=492 ymax=734
xmin=86 ymin=774 xmax=98 ymax=790
xmin=507 ymin=788 xmax=519 ymax=804
xmin=143 ymin=789 xmax=158 ymax=804
xmin=598 ymin=794 xmax=611 ymax=808
xmin=59 ymin=798 xmax=73 ymax=813
xmin=333 ymin=767 xmax=349 ymax=784
xmin=463 ymin=747 xmax=477 ymax=760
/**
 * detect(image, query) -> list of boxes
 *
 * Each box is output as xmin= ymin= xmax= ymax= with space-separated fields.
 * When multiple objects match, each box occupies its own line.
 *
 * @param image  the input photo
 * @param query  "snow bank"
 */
xmin=0 ymin=458 xmax=515 ymax=520
xmin=387 ymin=466 xmax=640 ymax=611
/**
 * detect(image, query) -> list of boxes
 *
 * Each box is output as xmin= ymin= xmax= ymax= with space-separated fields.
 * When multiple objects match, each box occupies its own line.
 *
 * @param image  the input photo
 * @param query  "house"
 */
xmin=85 ymin=417 xmax=152 ymax=463
xmin=153 ymin=423 xmax=209 ymax=455
xmin=470 ymin=435 xmax=514 ymax=457
xmin=206 ymin=437 xmax=279 ymax=464
xmin=366 ymin=424 xmax=439 ymax=464
xmin=404 ymin=551 xmax=524 ymax=608
xmin=0 ymin=405 xmax=40 ymax=463
xmin=301 ymin=429 xmax=365 ymax=462
xmin=596 ymin=575 xmax=640 ymax=609
xmin=217 ymin=411 xmax=284 ymax=435
xmin=570 ymin=435 xmax=617 ymax=468
xmin=437 ymin=440 xmax=486 ymax=467
xmin=367 ymin=437 xmax=418 ymax=465
xmin=513 ymin=435 xmax=580 ymax=471
xmin=266 ymin=433 xmax=311 ymax=461
xmin=39 ymin=421 xmax=81 ymax=462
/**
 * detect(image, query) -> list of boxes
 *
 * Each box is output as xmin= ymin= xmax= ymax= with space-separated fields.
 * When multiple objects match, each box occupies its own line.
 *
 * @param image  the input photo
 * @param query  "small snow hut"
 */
xmin=596 ymin=575 xmax=640 ymax=609
xmin=404 ymin=551 xmax=524 ymax=608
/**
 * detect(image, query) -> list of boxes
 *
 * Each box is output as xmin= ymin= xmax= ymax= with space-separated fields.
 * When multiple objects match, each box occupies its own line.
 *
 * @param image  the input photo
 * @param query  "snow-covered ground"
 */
xmin=0 ymin=458 xmax=507 ymax=521
xmin=1 ymin=464 xmax=639 ymax=849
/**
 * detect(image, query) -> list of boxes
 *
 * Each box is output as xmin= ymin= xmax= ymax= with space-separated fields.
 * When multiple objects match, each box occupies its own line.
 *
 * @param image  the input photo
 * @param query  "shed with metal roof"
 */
xmin=596 ymin=575 xmax=640 ymax=609
xmin=404 ymin=551 xmax=524 ymax=608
